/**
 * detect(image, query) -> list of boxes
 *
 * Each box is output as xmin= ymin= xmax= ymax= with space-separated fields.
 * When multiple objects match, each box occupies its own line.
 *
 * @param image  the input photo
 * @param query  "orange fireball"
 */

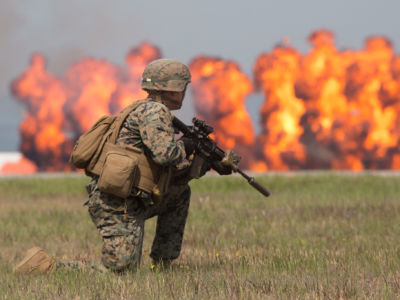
xmin=254 ymin=30 xmax=400 ymax=170
xmin=11 ymin=43 xmax=161 ymax=171
xmin=9 ymin=31 xmax=400 ymax=172
xmin=189 ymin=57 xmax=255 ymax=167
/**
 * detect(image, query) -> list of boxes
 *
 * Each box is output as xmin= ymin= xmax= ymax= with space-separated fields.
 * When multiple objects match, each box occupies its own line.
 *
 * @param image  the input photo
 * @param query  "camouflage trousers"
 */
xmin=57 ymin=181 xmax=191 ymax=273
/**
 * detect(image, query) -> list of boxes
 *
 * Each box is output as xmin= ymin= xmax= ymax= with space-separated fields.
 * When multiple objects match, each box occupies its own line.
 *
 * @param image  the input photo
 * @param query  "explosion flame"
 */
xmin=10 ymin=43 xmax=160 ymax=171
xmin=189 ymin=57 xmax=255 ymax=166
xmin=6 ymin=30 xmax=400 ymax=173
xmin=254 ymin=30 xmax=400 ymax=170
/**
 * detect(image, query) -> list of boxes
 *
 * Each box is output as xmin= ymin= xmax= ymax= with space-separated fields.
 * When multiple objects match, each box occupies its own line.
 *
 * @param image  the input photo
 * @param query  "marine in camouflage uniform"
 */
xmin=15 ymin=59 xmax=198 ymax=274
xmin=82 ymin=98 xmax=191 ymax=272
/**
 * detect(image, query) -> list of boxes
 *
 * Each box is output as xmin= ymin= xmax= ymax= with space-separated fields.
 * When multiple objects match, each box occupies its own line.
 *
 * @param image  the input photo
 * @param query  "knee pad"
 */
xmin=101 ymin=236 xmax=140 ymax=272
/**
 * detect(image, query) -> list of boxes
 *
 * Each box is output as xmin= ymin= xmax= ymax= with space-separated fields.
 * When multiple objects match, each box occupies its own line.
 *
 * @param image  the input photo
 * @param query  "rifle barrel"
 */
xmin=236 ymin=169 xmax=271 ymax=197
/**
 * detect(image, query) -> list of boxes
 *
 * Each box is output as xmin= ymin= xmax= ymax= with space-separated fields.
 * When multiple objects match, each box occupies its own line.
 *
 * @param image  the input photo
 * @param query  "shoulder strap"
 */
xmin=109 ymin=99 xmax=150 ymax=143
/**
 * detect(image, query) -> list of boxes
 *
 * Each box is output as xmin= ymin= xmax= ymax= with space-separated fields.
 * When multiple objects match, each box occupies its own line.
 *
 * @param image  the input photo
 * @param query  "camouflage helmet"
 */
xmin=141 ymin=59 xmax=191 ymax=92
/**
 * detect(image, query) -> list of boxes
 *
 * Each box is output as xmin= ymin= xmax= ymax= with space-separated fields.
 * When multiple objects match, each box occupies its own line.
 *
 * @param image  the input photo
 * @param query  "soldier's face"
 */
xmin=162 ymin=89 xmax=186 ymax=110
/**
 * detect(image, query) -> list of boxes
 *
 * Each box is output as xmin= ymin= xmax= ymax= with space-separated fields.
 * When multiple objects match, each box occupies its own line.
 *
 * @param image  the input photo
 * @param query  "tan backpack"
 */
xmin=70 ymin=99 xmax=170 ymax=199
xmin=70 ymin=99 xmax=148 ymax=171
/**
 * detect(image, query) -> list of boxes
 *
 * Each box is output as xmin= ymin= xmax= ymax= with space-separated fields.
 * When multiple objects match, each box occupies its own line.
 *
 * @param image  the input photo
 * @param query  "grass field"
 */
xmin=1 ymin=173 xmax=400 ymax=299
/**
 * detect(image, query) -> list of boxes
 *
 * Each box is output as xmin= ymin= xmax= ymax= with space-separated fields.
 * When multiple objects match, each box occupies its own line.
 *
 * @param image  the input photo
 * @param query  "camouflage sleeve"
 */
xmin=137 ymin=102 xmax=186 ymax=166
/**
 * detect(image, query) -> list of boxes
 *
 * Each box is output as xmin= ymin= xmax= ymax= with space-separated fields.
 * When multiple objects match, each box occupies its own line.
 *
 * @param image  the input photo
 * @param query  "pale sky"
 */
xmin=1 ymin=0 xmax=399 ymax=150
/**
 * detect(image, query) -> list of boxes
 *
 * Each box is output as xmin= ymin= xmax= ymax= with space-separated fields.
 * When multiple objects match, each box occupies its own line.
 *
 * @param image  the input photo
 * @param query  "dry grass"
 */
xmin=1 ymin=173 xmax=400 ymax=299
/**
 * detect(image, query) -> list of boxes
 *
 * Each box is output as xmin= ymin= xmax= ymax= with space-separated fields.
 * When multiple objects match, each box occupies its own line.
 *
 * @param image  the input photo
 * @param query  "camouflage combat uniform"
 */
xmin=58 ymin=98 xmax=190 ymax=272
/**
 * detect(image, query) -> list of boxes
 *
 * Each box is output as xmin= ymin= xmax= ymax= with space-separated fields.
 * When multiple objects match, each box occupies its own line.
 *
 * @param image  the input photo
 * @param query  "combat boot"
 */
xmin=15 ymin=247 xmax=57 ymax=274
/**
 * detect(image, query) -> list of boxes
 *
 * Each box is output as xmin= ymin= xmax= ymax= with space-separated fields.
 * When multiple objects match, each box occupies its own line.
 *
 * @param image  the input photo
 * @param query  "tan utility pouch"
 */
xmin=98 ymin=143 xmax=140 ymax=199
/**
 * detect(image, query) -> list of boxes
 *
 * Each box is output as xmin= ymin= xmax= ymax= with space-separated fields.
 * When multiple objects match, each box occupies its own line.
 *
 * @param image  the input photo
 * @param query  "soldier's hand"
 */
xmin=211 ymin=161 xmax=233 ymax=175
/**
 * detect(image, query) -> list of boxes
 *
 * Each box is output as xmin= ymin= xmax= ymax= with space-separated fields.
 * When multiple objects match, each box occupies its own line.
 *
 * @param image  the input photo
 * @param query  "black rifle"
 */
xmin=172 ymin=116 xmax=270 ymax=197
